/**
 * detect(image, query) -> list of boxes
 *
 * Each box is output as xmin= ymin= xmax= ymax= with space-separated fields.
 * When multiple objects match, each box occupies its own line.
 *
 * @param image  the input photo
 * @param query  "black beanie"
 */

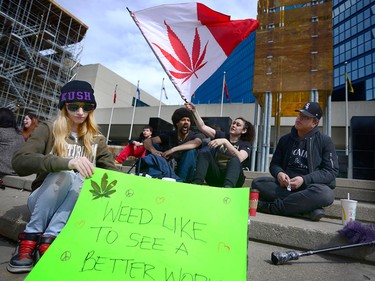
xmin=58 ymin=80 xmax=96 ymax=110
xmin=171 ymin=108 xmax=193 ymax=127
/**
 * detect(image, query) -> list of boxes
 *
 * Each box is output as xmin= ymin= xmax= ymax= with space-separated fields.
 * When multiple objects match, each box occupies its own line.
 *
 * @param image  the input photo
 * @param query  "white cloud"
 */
xmin=55 ymin=0 xmax=258 ymax=105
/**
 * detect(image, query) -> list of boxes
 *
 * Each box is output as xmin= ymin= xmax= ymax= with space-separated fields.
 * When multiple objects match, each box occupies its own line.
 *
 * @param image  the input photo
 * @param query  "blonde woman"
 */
xmin=8 ymin=80 xmax=118 ymax=273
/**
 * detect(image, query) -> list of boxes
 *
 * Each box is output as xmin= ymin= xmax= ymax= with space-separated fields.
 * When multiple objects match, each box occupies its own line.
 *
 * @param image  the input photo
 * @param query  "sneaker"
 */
xmin=7 ymin=233 xmax=40 ymax=273
xmin=36 ymin=235 xmax=56 ymax=261
xmin=309 ymin=208 xmax=325 ymax=221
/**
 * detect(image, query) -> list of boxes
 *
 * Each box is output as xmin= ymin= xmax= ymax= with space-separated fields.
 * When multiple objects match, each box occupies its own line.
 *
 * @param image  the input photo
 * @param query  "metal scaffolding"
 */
xmin=0 ymin=0 xmax=88 ymax=121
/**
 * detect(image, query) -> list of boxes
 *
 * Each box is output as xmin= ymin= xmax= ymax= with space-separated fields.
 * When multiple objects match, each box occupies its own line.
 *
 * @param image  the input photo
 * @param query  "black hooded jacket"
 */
xmin=269 ymin=126 xmax=339 ymax=189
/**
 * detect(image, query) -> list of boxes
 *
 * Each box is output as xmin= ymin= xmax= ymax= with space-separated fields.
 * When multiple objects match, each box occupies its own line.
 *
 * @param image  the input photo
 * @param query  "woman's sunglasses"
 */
xmin=66 ymin=103 xmax=95 ymax=112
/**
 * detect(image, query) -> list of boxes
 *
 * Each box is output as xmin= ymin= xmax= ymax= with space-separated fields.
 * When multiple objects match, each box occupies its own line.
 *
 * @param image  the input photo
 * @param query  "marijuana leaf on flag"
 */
xmin=130 ymin=2 xmax=259 ymax=102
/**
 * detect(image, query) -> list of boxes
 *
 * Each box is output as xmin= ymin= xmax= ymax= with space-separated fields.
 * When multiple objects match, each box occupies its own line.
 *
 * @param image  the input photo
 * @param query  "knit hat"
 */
xmin=171 ymin=108 xmax=193 ymax=127
xmin=295 ymin=102 xmax=322 ymax=120
xmin=58 ymin=80 xmax=96 ymax=110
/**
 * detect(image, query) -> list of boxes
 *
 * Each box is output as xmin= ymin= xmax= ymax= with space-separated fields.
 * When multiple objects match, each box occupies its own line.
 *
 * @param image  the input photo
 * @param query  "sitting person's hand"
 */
xmin=208 ymin=138 xmax=227 ymax=149
xmin=133 ymin=141 xmax=142 ymax=148
xmin=277 ymin=172 xmax=290 ymax=188
xmin=290 ymin=176 xmax=304 ymax=190
xmin=150 ymin=148 xmax=163 ymax=157
xmin=68 ymin=156 xmax=94 ymax=178
xmin=162 ymin=148 xmax=175 ymax=159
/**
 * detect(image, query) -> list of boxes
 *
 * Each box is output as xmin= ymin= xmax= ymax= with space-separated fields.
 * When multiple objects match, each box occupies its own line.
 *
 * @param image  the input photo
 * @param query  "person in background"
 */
xmin=252 ymin=102 xmax=339 ymax=221
xmin=21 ymin=112 xmax=39 ymax=141
xmin=0 ymin=108 xmax=25 ymax=182
xmin=7 ymin=80 xmax=118 ymax=273
xmin=185 ymin=102 xmax=255 ymax=188
xmin=115 ymin=125 xmax=153 ymax=164
xmin=143 ymin=107 xmax=204 ymax=182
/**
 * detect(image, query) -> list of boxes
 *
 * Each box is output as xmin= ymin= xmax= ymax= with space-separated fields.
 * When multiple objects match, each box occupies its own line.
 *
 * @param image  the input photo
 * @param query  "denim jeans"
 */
xmin=175 ymin=149 xmax=197 ymax=183
xmin=25 ymin=171 xmax=84 ymax=236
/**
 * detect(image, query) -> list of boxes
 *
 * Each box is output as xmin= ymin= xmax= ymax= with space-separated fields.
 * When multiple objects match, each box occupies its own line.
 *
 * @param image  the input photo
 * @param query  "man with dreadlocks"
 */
xmin=143 ymin=107 xmax=204 ymax=182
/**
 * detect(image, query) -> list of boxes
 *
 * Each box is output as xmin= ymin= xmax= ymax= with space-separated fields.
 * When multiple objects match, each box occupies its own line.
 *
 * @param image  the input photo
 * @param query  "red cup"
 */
xmin=249 ymin=189 xmax=259 ymax=216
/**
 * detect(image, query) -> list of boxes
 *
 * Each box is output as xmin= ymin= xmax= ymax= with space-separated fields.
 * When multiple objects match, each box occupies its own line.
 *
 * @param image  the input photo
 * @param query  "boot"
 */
xmin=36 ymin=235 xmax=56 ymax=261
xmin=7 ymin=232 xmax=40 ymax=273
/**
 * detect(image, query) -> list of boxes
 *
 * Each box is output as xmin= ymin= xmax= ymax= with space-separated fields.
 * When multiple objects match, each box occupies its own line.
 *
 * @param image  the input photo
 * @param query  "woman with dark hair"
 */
xmin=21 ymin=112 xmax=39 ymax=141
xmin=0 ymin=108 xmax=24 ymax=179
xmin=185 ymin=102 xmax=255 ymax=188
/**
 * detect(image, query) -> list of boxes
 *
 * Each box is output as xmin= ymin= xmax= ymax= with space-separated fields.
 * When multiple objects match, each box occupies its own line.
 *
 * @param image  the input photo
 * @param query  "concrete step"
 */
xmin=248 ymin=213 xmax=375 ymax=264
xmin=1 ymin=184 xmax=374 ymax=265
xmin=334 ymin=178 xmax=375 ymax=203
xmin=0 ymin=187 xmax=30 ymax=241
xmin=1 ymin=174 xmax=36 ymax=191
xmin=325 ymin=199 xmax=374 ymax=223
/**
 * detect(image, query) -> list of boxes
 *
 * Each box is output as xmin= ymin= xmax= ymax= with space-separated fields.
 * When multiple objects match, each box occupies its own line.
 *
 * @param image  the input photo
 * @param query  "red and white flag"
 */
xmin=131 ymin=3 xmax=259 ymax=102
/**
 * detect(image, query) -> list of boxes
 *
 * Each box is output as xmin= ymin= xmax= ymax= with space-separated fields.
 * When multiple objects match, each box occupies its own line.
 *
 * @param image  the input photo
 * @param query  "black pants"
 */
xmin=192 ymin=148 xmax=245 ymax=187
xmin=251 ymin=176 xmax=334 ymax=215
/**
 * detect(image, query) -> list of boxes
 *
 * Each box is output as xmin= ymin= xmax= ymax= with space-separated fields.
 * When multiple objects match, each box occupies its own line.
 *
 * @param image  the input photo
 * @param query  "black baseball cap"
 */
xmin=295 ymin=102 xmax=322 ymax=120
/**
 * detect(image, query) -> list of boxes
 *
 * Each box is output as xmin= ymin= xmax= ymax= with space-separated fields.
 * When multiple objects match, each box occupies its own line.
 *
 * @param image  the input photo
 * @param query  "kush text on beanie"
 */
xmin=58 ymin=80 xmax=96 ymax=110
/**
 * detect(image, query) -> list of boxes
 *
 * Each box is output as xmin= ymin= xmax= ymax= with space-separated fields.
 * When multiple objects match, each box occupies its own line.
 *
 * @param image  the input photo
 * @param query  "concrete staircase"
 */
xmin=243 ymin=171 xmax=375 ymax=264
xmin=1 ymin=170 xmax=374 ymax=264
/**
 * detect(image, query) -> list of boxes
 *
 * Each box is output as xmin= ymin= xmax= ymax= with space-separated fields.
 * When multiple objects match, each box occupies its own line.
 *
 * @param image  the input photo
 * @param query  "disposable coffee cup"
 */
xmin=249 ymin=189 xmax=259 ymax=217
xmin=340 ymin=199 xmax=357 ymax=225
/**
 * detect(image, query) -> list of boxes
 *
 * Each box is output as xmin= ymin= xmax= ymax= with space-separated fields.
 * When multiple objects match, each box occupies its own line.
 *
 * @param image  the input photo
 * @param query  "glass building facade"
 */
xmin=332 ymin=0 xmax=375 ymax=101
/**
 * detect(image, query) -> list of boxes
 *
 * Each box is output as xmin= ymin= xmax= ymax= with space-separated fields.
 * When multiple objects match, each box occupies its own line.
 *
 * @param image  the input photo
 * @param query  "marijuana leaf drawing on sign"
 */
xmin=153 ymin=21 xmax=208 ymax=83
xmin=89 ymin=173 xmax=117 ymax=199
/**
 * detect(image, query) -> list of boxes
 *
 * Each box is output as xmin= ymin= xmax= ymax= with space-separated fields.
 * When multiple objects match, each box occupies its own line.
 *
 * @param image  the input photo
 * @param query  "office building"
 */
xmin=332 ymin=0 xmax=375 ymax=101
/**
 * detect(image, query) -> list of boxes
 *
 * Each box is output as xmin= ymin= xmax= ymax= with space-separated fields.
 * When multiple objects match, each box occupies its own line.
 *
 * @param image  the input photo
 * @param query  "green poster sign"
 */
xmin=26 ymin=168 xmax=249 ymax=280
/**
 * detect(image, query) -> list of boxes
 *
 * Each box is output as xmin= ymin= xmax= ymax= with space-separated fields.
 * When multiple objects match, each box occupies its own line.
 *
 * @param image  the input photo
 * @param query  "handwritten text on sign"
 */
xmin=26 ymin=168 xmax=249 ymax=281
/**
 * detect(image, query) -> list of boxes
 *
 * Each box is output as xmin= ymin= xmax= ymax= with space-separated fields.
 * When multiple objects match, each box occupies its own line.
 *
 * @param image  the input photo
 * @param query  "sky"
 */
xmin=54 ymin=0 xmax=258 ymax=105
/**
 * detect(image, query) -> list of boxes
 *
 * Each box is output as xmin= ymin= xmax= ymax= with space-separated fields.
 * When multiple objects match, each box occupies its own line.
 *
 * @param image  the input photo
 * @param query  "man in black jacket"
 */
xmin=252 ymin=102 xmax=339 ymax=221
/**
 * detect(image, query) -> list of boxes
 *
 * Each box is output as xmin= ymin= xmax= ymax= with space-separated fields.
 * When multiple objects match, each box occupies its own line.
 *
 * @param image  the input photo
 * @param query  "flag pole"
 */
xmin=106 ymin=84 xmax=118 ymax=144
xmin=220 ymin=71 xmax=226 ymax=117
xmin=345 ymin=62 xmax=349 ymax=156
xmin=129 ymin=80 xmax=139 ymax=141
xmin=158 ymin=78 xmax=164 ymax=118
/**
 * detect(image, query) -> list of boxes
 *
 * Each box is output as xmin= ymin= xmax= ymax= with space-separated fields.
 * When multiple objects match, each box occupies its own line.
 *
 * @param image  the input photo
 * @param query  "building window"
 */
xmin=312 ymin=16 xmax=319 ymax=22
